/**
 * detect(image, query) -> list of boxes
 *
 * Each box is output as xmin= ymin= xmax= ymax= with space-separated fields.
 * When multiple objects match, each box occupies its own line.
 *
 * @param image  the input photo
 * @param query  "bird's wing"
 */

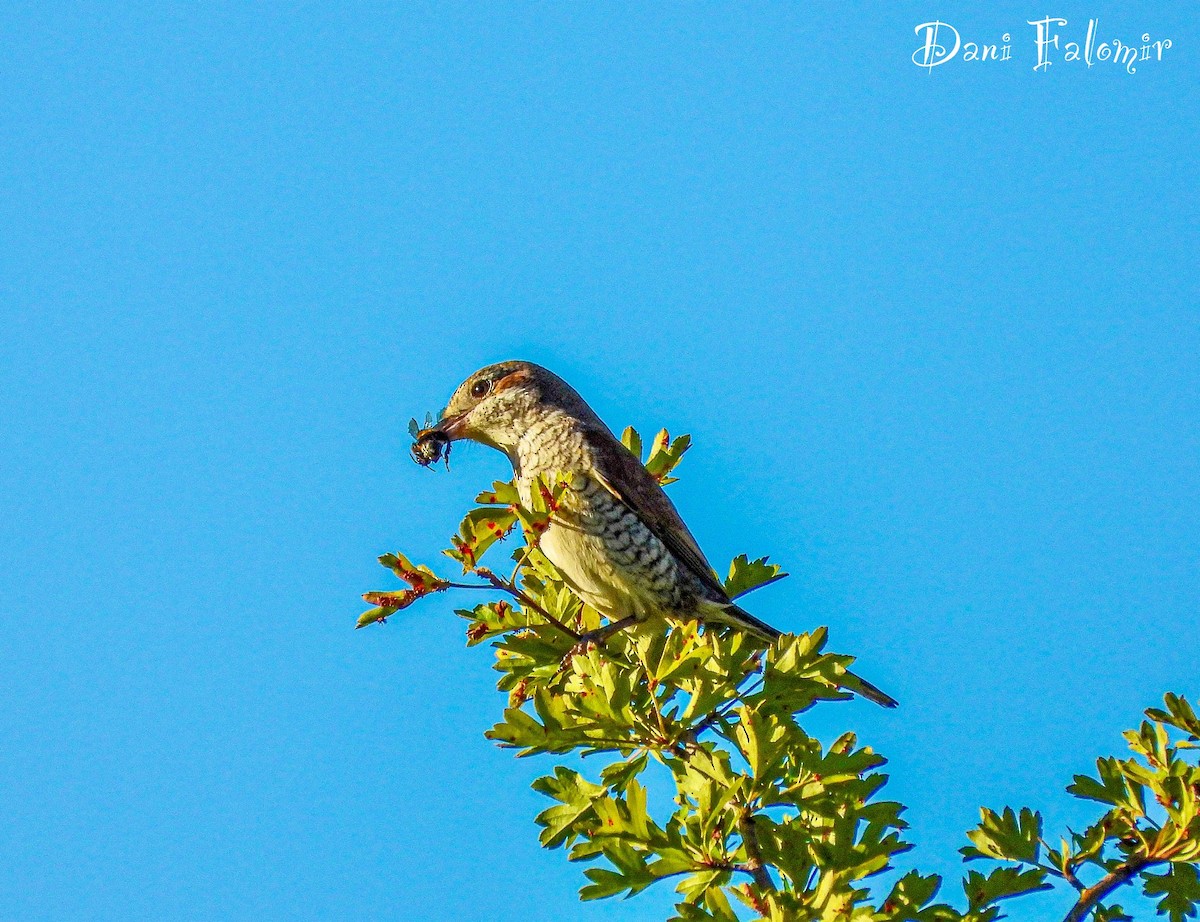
xmin=582 ymin=429 xmax=730 ymax=602
xmin=582 ymin=431 xmax=896 ymax=708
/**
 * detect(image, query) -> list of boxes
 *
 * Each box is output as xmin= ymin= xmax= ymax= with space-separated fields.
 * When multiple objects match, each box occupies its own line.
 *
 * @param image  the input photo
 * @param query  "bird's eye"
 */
xmin=470 ymin=379 xmax=491 ymax=399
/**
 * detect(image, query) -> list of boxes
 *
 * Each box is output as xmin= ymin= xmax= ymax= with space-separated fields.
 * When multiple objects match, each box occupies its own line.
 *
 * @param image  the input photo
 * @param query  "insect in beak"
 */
xmin=410 ymin=430 xmax=450 ymax=468
xmin=410 ymin=412 xmax=467 ymax=469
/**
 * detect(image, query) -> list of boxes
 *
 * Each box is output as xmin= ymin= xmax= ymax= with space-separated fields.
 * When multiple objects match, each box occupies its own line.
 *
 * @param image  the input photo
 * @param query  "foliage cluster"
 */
xmin=364 ymin=427 xmax=1199 ymax=922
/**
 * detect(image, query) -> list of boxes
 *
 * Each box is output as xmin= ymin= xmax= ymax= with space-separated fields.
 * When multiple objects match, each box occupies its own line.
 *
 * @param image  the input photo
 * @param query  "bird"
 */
xmin=420 ymin=360 xmax=897 ymax=708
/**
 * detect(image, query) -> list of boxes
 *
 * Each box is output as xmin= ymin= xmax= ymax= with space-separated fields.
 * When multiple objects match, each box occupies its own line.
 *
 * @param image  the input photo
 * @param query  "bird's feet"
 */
xmin=562 ymin=615 xmax=641 ymax=663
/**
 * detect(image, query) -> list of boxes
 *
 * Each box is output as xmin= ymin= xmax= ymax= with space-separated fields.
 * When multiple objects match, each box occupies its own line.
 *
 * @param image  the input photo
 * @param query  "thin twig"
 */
xmin=507 ymin=544 xmax=532 ymax=587
xmin=690 ymin=673 xmax=765 ymax=741
xmin=632 ymin=645 xmax=671 ymax=743
xmin=451 ymin=568 xmax=581 ymax=640
xmin=637 ymin=863 xmax=760 ymax=885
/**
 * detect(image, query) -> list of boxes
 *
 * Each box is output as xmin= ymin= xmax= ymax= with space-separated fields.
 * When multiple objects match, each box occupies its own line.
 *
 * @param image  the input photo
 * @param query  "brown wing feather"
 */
xmin=581 ymin=431 xmax=898 ymax=708
xmin=582 ymin=429 xmax=730 ymax=603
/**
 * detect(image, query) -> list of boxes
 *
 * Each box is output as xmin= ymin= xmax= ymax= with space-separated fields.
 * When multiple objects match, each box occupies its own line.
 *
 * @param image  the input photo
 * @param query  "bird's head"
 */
xmin=421 ymin=360 xmax=592 ymax=455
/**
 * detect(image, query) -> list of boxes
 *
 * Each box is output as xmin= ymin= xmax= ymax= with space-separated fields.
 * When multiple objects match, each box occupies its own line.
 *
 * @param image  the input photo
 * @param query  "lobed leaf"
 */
xmin=644 ymin=429 xmax=691 ymax=485
xmin=724 ymin=554 xmax=789 ymax=601
xmin=1144 ymin=864 xmax=1200 ymax=922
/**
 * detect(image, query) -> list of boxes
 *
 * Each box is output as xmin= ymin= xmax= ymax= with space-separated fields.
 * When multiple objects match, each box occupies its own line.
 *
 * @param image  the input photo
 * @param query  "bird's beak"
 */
xmin=424 ymin=411 xmax=469 ymax=441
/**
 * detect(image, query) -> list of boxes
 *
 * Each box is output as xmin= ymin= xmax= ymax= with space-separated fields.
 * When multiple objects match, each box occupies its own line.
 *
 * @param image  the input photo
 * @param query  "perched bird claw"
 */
xmin=556 ymin=637 xmax=593 ymax=673
xmin=566 ymin=636 xmax=597 ymax=661
xmin=559 ymin=616 xmax=639 ymax=667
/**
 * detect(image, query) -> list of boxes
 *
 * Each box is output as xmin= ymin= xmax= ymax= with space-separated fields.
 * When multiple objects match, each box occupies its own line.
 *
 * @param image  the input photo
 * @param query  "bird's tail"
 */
xmin=838 ymin=671 xmax=899 ymax=709
xmin=721 ymin=602 xmax=783 ymax=641
xmin=712 ymin=602 xmax=899 ymax=709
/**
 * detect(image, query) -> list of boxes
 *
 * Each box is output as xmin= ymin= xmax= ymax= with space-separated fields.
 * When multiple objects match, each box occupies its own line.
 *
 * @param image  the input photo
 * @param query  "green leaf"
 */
xmin=723 ymin=554 xmax=788 ymax=600
xmin=675 ymin=868 xmax=730 ymax=901
xmin=625 ymin=780 xmax=651 ymax=839
xmin=579 ymin=867 xmax=631 ymax=901
xmin=601 ymin=752 xmax=649 ymax=792
xmin=357 ymin=554 xmax=450 ymax=627
xmin=474 ymin=479 xmax=521 ymax=506
xmin=1067 ymin=757 xmax=1147 ymax=815
xmin=1147 ymin=693 xmax=1200 ymax=741
xmin=648 ymin=849 xmax=696 ymax=879
xmin=961 ymin=807 xmax=1043 ymax=864
xmin=579 ymin=840 xmax=656 ymax=900
xmin=880 ymin=870 xmax=948 ymax=919
xmin=644 ymin=429 xmax=691 ymax=485
xmin=1144 ymin=864 xmax=1200 ymax=922
xmin=962 ymin=866 xmax=1051 ymax=911
xmin=377 ymin=552 xmax=447 ymax=592
xmin=456 ymin=600 xmax=525 ymax=646
xmin=621 ymin=426 xmax=643 ymax=460
xmin=512 ymin=471 xmax=574 ymax=546
xmin=532 ymin=766 xmax=606 ymax=849
xmin=355 ymin=605 xmax=398 ymax=628
xmin=669 ymin=902 xmax=738 ymax=922
xmin=700 ymin=884 xmax=739 ymax=921
xmin=443 ymin=506 xmax=518 ymax=571
xmin=487 ymin=706 xmax=550 ymax=754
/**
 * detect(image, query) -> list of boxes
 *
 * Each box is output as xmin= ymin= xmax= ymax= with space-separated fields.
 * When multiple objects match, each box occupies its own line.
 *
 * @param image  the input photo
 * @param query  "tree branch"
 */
xmin=1061 ymin=855 xmax=1159 ymax=922
xmin=737 ymin=809 xmax=775 ymax=893
xmin=1061 ymin=863 xmax=1084 ymax=893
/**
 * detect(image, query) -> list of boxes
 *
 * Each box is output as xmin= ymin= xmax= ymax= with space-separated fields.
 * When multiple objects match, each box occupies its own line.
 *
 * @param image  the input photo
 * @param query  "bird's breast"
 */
xmin=524 ymin=473 xmax=689 ymax=620
xmin=514 ymin=411 xmax=588 ymax=479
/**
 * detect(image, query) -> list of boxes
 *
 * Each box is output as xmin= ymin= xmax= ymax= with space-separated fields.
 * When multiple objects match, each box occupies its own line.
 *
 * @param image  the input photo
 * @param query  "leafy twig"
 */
xmin=449 ymin=568 xmax=581 ymax=641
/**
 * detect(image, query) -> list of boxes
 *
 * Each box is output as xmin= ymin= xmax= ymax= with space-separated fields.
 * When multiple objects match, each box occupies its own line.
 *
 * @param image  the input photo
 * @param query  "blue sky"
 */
xmin=0 ymin=3 xmax=1195 ymax=920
